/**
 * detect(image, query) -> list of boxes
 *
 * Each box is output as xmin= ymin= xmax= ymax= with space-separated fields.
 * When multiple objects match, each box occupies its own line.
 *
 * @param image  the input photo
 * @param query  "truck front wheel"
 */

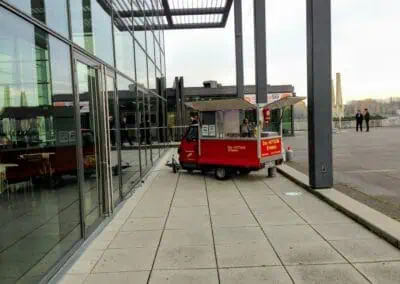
xmin=215 ymin=167 xmax=228 ymax=180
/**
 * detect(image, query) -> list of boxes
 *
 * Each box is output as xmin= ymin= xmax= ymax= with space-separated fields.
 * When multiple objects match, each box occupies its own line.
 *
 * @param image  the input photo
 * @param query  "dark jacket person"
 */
xmin=364 ymin=108 xmax=370 ymax=132
xmin=355 ymin=110 xmax=363 ymax=132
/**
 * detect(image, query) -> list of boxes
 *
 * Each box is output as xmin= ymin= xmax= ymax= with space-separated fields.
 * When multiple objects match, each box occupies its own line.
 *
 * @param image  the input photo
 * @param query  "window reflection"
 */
xmin=117 ymin=76 xmax=140 ymax=195
xmin=5 ymin=0 xmax=69 ymax=37
xmin=136 ymin=46 xmax=148 ymax=87
xmin=113 ymin=3 xmax=135 ymax=80
xmin=148 ymin=60 xmax=156 ymax=91
xmin=70 ymin=0 xmax=114 ymax=65
xmin=0 ymin=8 xmax=81 ymax=283
xmin=146 ymin=30 xmax=155 ymax=60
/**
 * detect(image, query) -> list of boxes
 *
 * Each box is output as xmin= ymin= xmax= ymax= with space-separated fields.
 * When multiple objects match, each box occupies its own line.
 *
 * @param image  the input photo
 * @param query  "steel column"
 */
xmin=306 ymin=0 xmax=333 ymax=188
xmin=253 ymin=0 xmax=267 ymax=103
xmin=234 ymin=0 xmax=244 ymax=98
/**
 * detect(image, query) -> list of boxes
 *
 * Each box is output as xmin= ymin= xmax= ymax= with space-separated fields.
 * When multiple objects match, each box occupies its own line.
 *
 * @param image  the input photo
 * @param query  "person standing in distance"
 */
xmin=364 ymin=108 xmax=370 ymax=132
xmin=355 ymin=109 xmax=363 ymax=132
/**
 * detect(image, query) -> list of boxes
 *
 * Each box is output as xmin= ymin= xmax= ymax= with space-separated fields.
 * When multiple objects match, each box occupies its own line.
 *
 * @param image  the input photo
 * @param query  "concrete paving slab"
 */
xmin=355 ymin=261 xmax=400 ymax=284
xmin=213 ymin=227 xmax=268 ymax=245
xmin=68 ymin=250 xmax=104 ymax=274
xmin=207 ymin=195 xmax=243 ymax=204
xmin=244 ymin=195 xmax=293 ymax=212
xmin=312 ymin=223 xmax=379 ymax=241
xmin=121 ymin=217 xmax=165 ymax=231
xmin=211 ymin=213 xmax=258 ymax=228
xmin=281 ymin=194 xmax=335 ymax=212
xmin=172 ymin=196 xmax=208 ymax=207
xmin=273 ymin=242 xmax=346 ymax=265
xmin=209 ymin=205 xmax=251 ymax=216
xmin=58 ymin=274 xmax=87 ymax=284
xmin=56 ymin=152 xmax=400 ymax=284
xmin=219 ymin=266 xmax=293 ymax=284
xmin=93 ymin=247 xmax=156 ymax=273
xmin=298 ymin=209 xmax=353 ymax=224
xmin=92 ymin=230 xmax=118 ymax=241
xmin=330 ymin=238 xmax=400 ymax=262
xmin=105 ymin=219 xmax=126 ymax=232
xmin=154 ymin=245 xmax=216 ymax=269
xmin=149 ymin=269 xmax=218 ymax=284
xmin=168 ymin=206 xmax=209 ymax=218
xmin=264 ymin=225 xmax=325 ymax=245
xmin=165 ymin=215 xmax=210 ymax=230
xmin=215 ymin=243 xmax=280 ymax=268
xmin=160 ymin=228 xmax=213 ymax=246
xmin=109 ymin=230 xmax=162 ymax=248
xmin=234 ymin=179 xmax=275 ymax=196
xmin=256 ymin=209 xmax=306 ymax=226
xmin=85 ymin=271 xmax=149 ymax=284
xmin=129 ymin=203 xmax=170 ymax=218
xmin=287 ymin=264 xmax=369 ymax=284
xmin=87 ymin=238 xmax=112 ymax=250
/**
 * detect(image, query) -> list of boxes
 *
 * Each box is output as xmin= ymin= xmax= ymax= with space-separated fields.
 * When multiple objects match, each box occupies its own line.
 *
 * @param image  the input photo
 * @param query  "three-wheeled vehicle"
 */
xmin=177 ymin=97 xmax=305 ymax=179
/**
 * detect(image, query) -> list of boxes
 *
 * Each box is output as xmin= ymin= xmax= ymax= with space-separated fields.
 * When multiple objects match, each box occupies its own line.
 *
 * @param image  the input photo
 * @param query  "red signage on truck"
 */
xmin=261 ymin=137 xmax=282 ymax=157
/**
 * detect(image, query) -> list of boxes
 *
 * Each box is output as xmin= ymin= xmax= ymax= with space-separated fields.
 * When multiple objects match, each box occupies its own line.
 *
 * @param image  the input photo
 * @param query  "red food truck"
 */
xmin=176 ymin=97 xmax=304 ymax=179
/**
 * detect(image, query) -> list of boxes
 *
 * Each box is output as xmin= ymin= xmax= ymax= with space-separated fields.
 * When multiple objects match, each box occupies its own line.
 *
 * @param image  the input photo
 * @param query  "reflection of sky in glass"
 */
xmin=136 ymin=46 xmax=148 ymax=87
xmin=134 ymin=29 xmax=146 ymax=51
xmin=114 ymin=24 xmax=135 ymax=80
xmin=70 ymin=0 xmax=114 ymax=65
xmin=148 ymin=60 xmax=156 ymax=90
xmin=5 ymin=0 xmax=69 ymax=37
xmin=146 ymin=31 xmax=155 ymax=60
xmin=49 ymin=37 xmax=73 ymax=97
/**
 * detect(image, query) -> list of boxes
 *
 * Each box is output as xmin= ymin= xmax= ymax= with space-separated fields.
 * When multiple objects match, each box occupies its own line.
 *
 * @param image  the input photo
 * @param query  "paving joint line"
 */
xmin=261 ymin=177 xmax=374 ymax=284
xmin=145 ymin=173 xmax=181 ymax=284
xmin=204 ymin=176 xmax=224 ymax=284
xmin=232 ymin=178 xmax=296 ymax=284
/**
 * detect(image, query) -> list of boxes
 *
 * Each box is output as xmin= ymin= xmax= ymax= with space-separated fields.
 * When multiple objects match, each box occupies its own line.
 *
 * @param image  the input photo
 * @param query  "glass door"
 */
xmin=74 ymin=54 xmax=105 ymax=234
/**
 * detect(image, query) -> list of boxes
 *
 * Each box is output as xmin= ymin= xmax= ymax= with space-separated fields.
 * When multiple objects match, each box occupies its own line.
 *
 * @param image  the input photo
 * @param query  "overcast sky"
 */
xmin=165 ymin=0 xmax=400 ymax=103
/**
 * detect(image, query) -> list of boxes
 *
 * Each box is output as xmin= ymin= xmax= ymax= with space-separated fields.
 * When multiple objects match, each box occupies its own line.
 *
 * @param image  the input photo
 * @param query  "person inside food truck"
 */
xmin=240 ymin=119 xmax=251 ymax=137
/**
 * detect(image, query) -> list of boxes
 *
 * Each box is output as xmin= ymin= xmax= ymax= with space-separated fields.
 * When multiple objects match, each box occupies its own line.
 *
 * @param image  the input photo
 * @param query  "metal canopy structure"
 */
xmin=117 ymin=0 xmax=233 ymax=31
xmin=185 ymin=98 xmax=256 ymax=112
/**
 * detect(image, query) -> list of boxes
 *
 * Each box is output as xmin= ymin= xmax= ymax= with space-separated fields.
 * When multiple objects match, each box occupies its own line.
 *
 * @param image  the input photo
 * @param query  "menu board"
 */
xmin=201 ymin=125 xmax=209 ymax=136
xmin=202 ymin=125 xmax=216 ymax=137
xmin=208 ymin=125 xmax=216 ymax=137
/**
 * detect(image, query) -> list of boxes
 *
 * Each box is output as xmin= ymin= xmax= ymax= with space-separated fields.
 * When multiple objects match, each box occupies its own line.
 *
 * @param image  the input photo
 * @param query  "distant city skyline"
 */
xmin=165 ymin=0 xmax=400 ymax=103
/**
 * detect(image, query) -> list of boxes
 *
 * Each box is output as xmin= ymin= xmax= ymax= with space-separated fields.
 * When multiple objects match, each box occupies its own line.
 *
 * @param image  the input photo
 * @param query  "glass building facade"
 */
xmin=0 ymin=0 xmax=167 ymax=283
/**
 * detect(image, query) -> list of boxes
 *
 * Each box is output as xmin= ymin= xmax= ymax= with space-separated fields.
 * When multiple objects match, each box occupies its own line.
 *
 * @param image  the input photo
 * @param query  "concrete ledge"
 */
xmin=277 ymin=164 xmax=400 ymax=249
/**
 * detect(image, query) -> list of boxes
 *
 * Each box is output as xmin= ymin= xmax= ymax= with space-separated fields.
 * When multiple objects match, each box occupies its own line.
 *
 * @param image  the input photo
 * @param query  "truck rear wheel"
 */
xmin=215 ymin=167 xmax=228 ymax=180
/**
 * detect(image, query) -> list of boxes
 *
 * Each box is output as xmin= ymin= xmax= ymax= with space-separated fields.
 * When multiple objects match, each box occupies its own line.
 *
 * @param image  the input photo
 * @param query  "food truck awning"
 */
xmin=185 ymin=99 xmax=257 ymax=112
xmin=260 ymin=96 xmax=306 ymax=111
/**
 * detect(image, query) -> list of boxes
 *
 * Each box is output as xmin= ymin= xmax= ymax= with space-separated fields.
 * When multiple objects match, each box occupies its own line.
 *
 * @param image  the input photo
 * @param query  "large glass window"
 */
xmin=117 ymin=76 xmax=140 ymax=195
xmin=133 ymin=3 xmax=147 ymax=50
xmin=149 ymin=93 xmax=159 ymax=160
xmin=136 ymin=46 xmax=148 ymax=87
xmin=146 ymin=30 xmax=155 ymax=61
xmin=5 ymin=0 xmax=69 ymax=37
xmin=148 ymin=60 xmax=156 ymax=91
xmin=106 ymin=76 xmax=121 ymax=207
xmin=75 ymin=62 xmax=103 ymax=231
xmin=155 ymin=43 xmax=161 ymax=71
xmin=113 ymin=15 xmax=135 ymax=80
xmin=0 ymin=8 xmax=81 ymax=283
xmin=137 ymin=90 xmax=149 ymax=171
xmin=70 ymin=0 xmax=114 ymax=65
